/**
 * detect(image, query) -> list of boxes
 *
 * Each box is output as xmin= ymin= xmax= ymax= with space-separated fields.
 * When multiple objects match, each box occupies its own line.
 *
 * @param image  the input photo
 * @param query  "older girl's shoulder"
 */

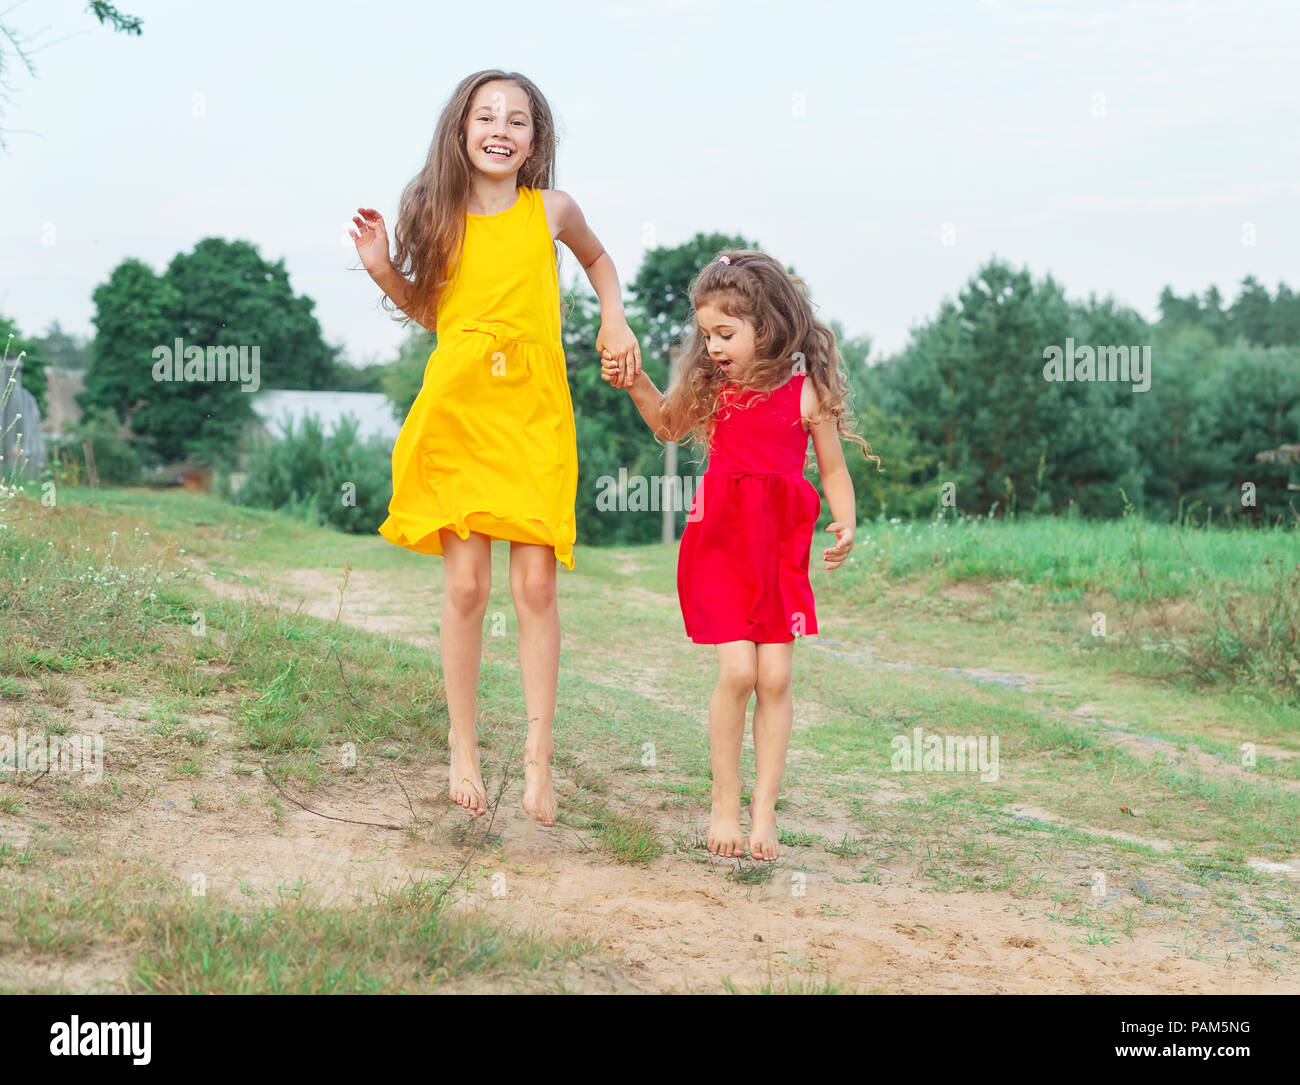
xmin=537 ymin=188 xmax=576 ymax=241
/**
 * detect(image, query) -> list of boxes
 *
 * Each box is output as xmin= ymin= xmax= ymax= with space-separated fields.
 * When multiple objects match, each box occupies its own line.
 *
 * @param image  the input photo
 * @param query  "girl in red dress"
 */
xmin=603 ymin=250 xmax=880 ymax=862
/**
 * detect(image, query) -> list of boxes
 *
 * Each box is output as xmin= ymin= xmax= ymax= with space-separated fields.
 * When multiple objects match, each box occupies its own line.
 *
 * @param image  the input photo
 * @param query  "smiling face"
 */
xmin=696 ymin=301 xmax=757 ymax=379
xmin=463 ymin=79 xmax=534 ymax=177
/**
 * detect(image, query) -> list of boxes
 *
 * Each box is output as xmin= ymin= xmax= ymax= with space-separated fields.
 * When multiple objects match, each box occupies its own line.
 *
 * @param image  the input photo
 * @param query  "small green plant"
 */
xmin=228 ymin=415 xmax=393 ymax=535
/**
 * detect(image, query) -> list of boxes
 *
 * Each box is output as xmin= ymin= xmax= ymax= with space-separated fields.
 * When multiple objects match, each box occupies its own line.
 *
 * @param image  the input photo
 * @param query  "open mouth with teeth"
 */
xmin=483 ymin=144 xmax=514 ymax=159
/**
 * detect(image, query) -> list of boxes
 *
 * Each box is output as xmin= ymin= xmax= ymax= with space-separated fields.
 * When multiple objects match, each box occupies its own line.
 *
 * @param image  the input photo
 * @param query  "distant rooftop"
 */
xmin=251 ymin=390 xmax=401 ymax=444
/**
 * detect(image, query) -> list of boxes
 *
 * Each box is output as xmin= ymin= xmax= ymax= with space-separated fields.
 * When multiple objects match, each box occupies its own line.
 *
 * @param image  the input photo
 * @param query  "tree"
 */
xmin=79 ymin=258 xmax=201 ymax=466
xmin=329 ymin=362 xmax=384 ymax=393
xmin=79 ymin=239 xmax=342 ymax=465
xmin=1160 ymin=276 xmax=1300 ymax=349
xmin=1269 ymin=283 xmax=1300 ymax=347
xmin=0 ymin=3 xmax=142 ymax=151
xmin=562 ymin=278 xmax=659 ymax=545
xmin=1201 ymin=284 xmax=1230 ymax=343
xmin=1157 ymin=286 xmax=1204 ymax=329
xmin=1197 ymin=345 xmax=1300 ymax=521
xmin=86 ymin=3 xmax=143 ymax=34
xmin=34 ymin=320 xmax=91 ymax=370
xmin=165 ymin=238 xmax=340 ymax=390
xmin=0 ymin=315 xmax=49 ymax=415
xmin=875 ymin=259 xmax=1149 ymax=518
xmin=1132 ymin=325 xmax=1221 ymax=519
xmin=1229 ymin=276 xmax=1273 ymax=346
xmin=833 ymin=319 xmax=872 ymax=398
xmin=74 ymin=406 xmax=141 ymax=485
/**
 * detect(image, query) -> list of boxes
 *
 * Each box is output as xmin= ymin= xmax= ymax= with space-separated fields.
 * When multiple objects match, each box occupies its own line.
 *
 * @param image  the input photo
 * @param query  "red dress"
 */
xmin=677 ymin=372 xmax=821 ymax=644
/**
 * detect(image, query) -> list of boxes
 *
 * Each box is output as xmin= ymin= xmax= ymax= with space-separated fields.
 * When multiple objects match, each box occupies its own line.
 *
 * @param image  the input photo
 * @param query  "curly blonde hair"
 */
xmin=661 ymin=249 xmax=880 ymax=469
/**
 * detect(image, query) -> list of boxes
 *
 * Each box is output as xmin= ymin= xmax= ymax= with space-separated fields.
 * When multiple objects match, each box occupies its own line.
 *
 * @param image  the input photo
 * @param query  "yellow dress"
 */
xmin=378 ymin=186 xmax=578 ymax=569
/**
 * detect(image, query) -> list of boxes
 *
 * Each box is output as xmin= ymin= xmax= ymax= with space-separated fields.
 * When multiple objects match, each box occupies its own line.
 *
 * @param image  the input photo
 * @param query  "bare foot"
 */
xmin=448 ymin=738 xmax=487 ymax=816
xmin=521 ymin=743 xmax=556 ymax=826
xmin=707 ymin=804 xmax=746 ymax=858
xmin=747 ymin=810 xmax=780 ymax=861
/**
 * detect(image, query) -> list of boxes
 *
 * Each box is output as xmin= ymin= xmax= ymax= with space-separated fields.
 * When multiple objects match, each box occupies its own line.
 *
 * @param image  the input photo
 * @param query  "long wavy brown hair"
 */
xmin=384 ymin=69 xmax=558 ymax=329
xmin=661 ymin=249 xmax=881 ymax=470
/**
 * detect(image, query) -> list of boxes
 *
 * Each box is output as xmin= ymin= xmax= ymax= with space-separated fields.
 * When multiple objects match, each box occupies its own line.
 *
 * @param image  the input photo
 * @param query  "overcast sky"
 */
xmin=4 ymin=0 xmax=1297 ymax=369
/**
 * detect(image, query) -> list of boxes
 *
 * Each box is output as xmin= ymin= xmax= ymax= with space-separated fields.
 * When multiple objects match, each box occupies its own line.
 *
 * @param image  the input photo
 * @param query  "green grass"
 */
xmin=0 ymin=860 xmax=596 ymax=994
xmin=0 ymin=487 xmax=592 ymax=991
xmin=2 ymin=484 xmax=1299 ymax=993
xmin=561 ymin=794 xmax=667 ymax=866
xmin=836 ymin=510 xmax=1295 ymax=600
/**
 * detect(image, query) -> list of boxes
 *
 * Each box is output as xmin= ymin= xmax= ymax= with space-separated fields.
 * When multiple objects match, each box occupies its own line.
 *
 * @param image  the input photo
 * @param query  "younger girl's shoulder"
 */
xmin=799 ymin=372 xmax=822 ymax=431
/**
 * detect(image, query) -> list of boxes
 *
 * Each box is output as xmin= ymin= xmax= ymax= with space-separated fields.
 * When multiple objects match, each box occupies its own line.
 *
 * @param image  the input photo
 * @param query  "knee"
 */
xmin=755 ymin=662 xmax=792 ymax=699
xmin=719 ymin=660 xmax=758 ymax=697
xmin=511 ymin=567 xmax=556 ymax=613
xmin=445 ymin=573 xmax=490 ymax=616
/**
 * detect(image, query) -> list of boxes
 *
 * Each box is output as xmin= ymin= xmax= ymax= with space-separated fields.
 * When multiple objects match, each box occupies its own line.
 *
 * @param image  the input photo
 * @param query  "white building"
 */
xmin=250 ymin=390 xmax=402 ymax=444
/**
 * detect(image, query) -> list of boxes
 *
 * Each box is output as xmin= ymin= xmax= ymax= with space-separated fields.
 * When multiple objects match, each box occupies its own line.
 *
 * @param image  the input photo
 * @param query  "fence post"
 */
xmin=82 ymin=440 xmax=99 ymax=488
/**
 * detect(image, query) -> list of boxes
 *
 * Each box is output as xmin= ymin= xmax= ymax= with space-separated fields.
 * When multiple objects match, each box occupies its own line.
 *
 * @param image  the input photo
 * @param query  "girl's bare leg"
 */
xmin=509 ymin=541 xmax=559 ymax=826
xmin=439 ymin=529 xmax=492 ymax=815
xmin=708 ymin=640 xmax=757 ymax=858
xmin=749 ymin=641 xmax=794 ymax=860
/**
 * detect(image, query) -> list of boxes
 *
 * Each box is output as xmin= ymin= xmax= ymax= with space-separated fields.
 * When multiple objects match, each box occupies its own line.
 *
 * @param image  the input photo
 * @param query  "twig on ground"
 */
xmin=16 ymin=765 xmax=51 ymax=789
xmin=260 ymin=761 xmax=407 ymax=831
xmin=429 ymin=731 xmax=522 ymax=913
xmin=391 ymin=768 xmax=417 ymax=822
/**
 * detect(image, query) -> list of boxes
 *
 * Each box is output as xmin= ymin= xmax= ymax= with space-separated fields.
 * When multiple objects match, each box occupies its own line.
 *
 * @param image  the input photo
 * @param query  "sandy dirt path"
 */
xmin=83 ymin=556 xmax=1283 ymax=995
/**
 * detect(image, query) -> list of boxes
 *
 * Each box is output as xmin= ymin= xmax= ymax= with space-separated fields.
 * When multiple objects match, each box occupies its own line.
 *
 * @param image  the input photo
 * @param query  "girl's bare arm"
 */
xmin=807 ymin=384 xmax=856 ymax=570
xmin=617 ymin=368 xmax=689 ymax=443
xmin=371 ymin=262 xmax=435 ymax=333
xmin=544 ymin=190 xmax=641 ymax=379
xmin=351 ymin=207 xmax=435 ymax=332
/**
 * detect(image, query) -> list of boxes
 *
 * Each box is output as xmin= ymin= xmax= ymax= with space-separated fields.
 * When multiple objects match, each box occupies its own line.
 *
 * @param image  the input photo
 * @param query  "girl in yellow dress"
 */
xmin=349 ymin=69 xmax=641 ymax=827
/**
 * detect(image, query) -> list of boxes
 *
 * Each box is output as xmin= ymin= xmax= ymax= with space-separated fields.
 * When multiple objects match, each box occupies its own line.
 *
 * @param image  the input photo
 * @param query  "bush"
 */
xmin=229 ymin=414 xmax=393 ymax=534
xmin=73 ymin=407 xmax=142 ymax=486
xmin=1180 ymin=559 xmax=1300 ymax=704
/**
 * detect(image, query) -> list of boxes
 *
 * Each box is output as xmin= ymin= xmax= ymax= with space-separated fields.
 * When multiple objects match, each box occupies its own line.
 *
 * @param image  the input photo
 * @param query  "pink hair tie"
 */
xmin=718 ymin=255 xmax=731 ymax=265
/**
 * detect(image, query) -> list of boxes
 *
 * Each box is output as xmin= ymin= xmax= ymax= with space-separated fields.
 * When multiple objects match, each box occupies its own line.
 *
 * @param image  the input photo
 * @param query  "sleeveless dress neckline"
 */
xmin=721 ymin=372 xmax=799 ymax=393
xmin=467 ymin=189 xmax=522 ymax=217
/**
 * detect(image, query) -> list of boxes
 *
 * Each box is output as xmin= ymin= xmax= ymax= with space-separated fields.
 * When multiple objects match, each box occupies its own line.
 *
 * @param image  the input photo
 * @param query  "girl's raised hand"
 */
xmin=822 ymin=521 xmax=854 ymax=570
xmin=597 ymin=319 xmax=642 ymax=386
xmin=349 ymin=207 xmax=391 ymax=273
